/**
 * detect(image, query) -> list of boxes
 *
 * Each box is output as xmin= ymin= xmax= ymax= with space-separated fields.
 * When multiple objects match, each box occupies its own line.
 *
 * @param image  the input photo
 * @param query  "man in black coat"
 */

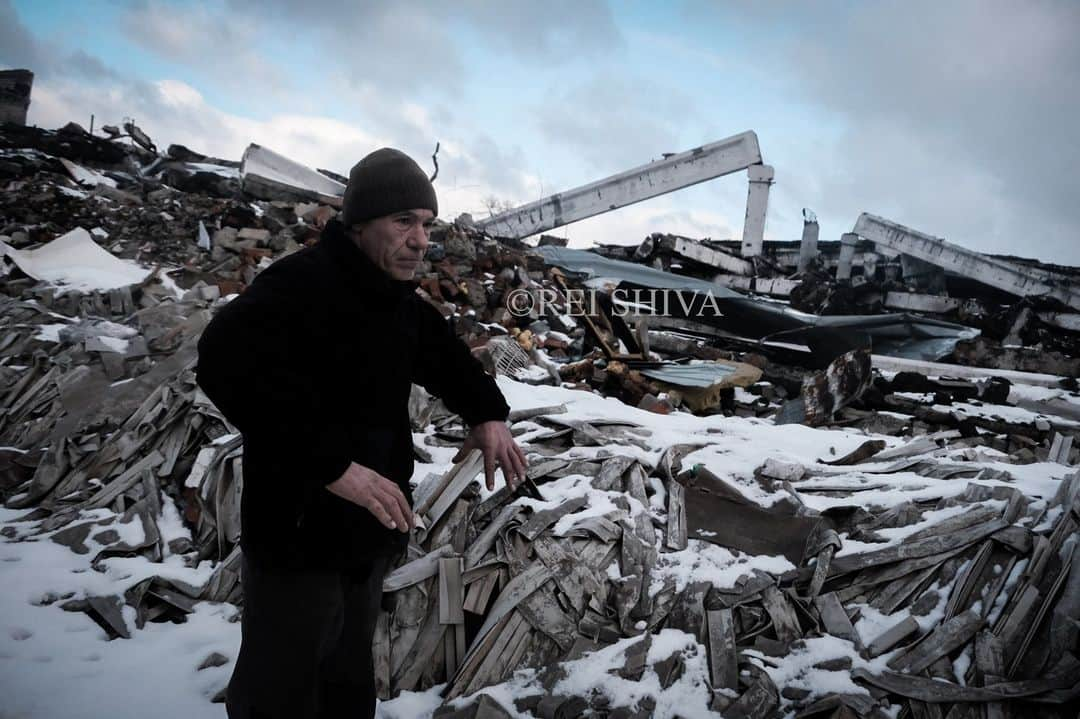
xmin=195 ymin=148 xmax=526 ymax=719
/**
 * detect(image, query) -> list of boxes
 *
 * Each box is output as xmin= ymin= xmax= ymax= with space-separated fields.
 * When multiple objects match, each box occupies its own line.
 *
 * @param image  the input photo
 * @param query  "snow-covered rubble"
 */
xmin=2 ymin=119 xmax=1079 ymax=718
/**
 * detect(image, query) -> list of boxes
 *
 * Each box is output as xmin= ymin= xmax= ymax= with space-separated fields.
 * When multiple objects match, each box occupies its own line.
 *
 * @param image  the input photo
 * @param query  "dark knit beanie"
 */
xmin=340 ymin=148 xmax=438 ymax=226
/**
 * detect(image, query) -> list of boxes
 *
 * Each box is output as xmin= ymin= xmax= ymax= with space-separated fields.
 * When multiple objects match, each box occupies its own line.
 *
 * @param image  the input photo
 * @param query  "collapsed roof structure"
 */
xmin=1 ymin=102 xmax=1079 ymax=718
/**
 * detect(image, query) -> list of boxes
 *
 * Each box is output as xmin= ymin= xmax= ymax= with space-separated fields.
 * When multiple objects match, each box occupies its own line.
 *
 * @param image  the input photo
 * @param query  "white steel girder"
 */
xmin=854 ymin=214 xmax=1080 ymax=311
xmin=475 ymin=131 xmax=771 ymax=258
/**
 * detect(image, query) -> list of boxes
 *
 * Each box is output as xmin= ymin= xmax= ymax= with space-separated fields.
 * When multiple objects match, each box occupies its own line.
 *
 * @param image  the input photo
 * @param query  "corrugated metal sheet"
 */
xmin=533 ymin=245 xmax=980 ymax=362
xmin=534 ymin=246 xmax=743 ymax=298
xmin=639 ymin=362 xmax=738 ymax=388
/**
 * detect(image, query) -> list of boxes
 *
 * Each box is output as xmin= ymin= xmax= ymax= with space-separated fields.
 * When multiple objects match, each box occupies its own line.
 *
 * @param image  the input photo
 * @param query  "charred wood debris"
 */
xmin=1 ymin=114 xmax=1079 ymax=719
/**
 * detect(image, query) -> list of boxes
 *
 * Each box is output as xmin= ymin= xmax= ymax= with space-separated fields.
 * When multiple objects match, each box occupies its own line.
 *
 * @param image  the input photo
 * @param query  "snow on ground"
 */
xmin=893 ymin=390 xmax=1080 ymax=428
xmin=1 ymin=376 xmax=1073 ymax=717
xmin=0 ymin=507 xmax=235 ymax=719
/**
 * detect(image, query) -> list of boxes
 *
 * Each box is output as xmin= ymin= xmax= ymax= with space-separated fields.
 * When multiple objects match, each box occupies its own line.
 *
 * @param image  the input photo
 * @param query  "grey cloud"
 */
xmin=453 ymin=132 xmax=532 ymax=202
xmin=119 ymin=1 xmax=292 ymax=102
xmin=454 ymin=0 xmax=621 ymax=59
xmin=0 ymin=0 xmax=46 ymax=70
xmin=1 ymin=1 xmax=142 ymax=93
xmin=532 ymin=74 xmax=697 ymax=174
xmin=708 ymin=0 xmax=1080 ymax=263
xmin=60 ymin=51 xmax=125 ymax=83
xmin=221 ymin=0 xmax=620 ymax=98
xmin=225 ymin=1 xmax=467 ymax=96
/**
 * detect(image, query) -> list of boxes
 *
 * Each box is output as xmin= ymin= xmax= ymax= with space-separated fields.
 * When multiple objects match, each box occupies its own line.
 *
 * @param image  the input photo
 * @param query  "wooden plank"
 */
xmin=472 ymin=484 xmax=516 ymax=521
xmin=461 ymin=562 xmax=552 ymax=668
xmin=888 ymin=611 xmax=983 ymax=674
xmin=383 ymin=545 xmax=455 ymax=592
xmin=389 ymin=582 xmax=434 ymax=681
xmin=443 ymin=630 xmax=458 ymax=681
xmin=631 ymin=511 xmax=658 ymax=620
xmin=1048 ymin=433 xmax=1073 ymax=465
xmin=518 ymin=584 xmax=577 ymax=653
xmin=806 ymin=544 xmax=835 ymax=598
xmin=682 ymin=472 xmax=821 ymax=564
xmin=612 ymin=574 xmax=642 ymax=635
xmin=706 ymin=608 xmax=738 ymax=691
xmin=974 ymin=630 xmax=1006 ymax=686
xmin=462 ymin=612 xmax=531 ymax=697
xmin=454 ymin=623 xmax=467 ymax=670
xmin=909 ymin=700 xmax=944 ymax=719
xmin=86 ymin=594 xmax=131 ymax=639
xmin=995 ymin=583 xmax=1040 ymax=647
xmin=464 ymin=505 xmax=519 ymax=570
xmin=867 ymin=616 xmax=920 ymax=658
xmin=590 ymin=455 xmax=636 ymax=492
xmin=531 ymin=534 xmax=599 ymax=615
xmin=664 ymin=480 xmax=687 ymax=551
xmin=422 ymin=450 xmax=484 ymax=529
xmin=516 ymin=496 xmax=588 ymax=541
xmin=426 ymin=498 xmax=471 ymax=555
xmin=82 ymin=450 xmax=164 ymax=510
xmin=645 ymin=579 xmax=679 ymax=633
xmin=978 ymin=554 xmax=1018 ymax=623
xmin=617 ymin=633 xmax=652 ymax=681
xmin=724 ymin=676 xmax=778 ymax=719
xmin=761 ymin=584 xmax=801 ymax=644
xmin=1008 ymin=551 xmax=1072 ymax=676
xmin=829 ymin=518 xmax=1008 ymax=576
xmin=373 ymin=612 xmax=391 ymax=701
xmin=990 ymin=525 xmax=1033 ymax=554
xmin=559 ymin=514 xmax=621 ymax=542
xmin=507 ymin=404 xmax=567 ymax=422
xmin=1046 ymin=541 xmax=1080 ymax=672
xmin=851 ymin=545 xmax=970 ymax=588
xmin=851 ymin=653 xmax=1080 ymax=701
xmin=439 ymin=556 xmax=465 ymax=625
xmin=944 ymin=542 xmax=994 ymax=620
xmin=666 ymin=580 xmax=710 ymax=643
xmin=464 ymin=568 xmax=500 ymax=615
xmin=873 ymin=565 xmax=938 ymax=615
xmin=813 ymin=592 xmax=860 ymax=647
xmin=623 ymin=462 xmax=649 ymax=508
xmin=905 ymin=505 xmax=1001 ymax=543
xmin=444 ymin=613 xmax=513 ymax=700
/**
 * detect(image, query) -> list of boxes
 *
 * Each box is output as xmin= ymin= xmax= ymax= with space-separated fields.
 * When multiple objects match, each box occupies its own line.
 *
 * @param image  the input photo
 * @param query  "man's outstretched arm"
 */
xmin=196 ymin=277 xmax=413 ymax=531
xmin=412 ymin=301 xmax=526 ymax=490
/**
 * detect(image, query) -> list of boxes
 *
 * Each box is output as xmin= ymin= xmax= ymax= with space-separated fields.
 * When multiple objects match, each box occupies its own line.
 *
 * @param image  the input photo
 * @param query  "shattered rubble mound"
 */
xmin=2 ymin=119 xmax=1080 ymax=718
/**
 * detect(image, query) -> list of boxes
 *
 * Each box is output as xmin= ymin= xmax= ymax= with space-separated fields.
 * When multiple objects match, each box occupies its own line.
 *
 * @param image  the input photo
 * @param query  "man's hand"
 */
xmin=326 ymin=462 xmax=414 ymax=533
xmin=453 ymin=421 xmax=528 ymax=491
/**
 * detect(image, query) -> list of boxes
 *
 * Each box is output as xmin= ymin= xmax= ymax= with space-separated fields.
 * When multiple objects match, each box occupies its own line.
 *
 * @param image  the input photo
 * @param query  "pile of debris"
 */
xmin=2 ymin=113 xmax=1079 ymax=718
xmin=591 ymin=216 xmax=1080 ymax=373
xmin=384 ymin=437 xmax=1080 ymax=719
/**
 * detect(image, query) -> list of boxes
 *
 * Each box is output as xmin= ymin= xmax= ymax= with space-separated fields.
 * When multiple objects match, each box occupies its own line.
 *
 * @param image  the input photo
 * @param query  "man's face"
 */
xmin=348 ymin=208 xmax=435 ymax=281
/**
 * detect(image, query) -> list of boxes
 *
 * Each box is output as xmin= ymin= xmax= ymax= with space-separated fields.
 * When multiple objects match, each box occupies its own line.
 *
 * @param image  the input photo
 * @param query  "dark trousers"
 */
xmin=226 ymin=553 xmax=392 ymax=719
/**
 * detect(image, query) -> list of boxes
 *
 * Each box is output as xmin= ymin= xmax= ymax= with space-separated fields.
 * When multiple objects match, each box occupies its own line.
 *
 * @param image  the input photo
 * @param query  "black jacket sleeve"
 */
xmin=195 ymin=268 xmax=352 ymax=487
xmin=411 ymin=300 xmax=510 ymax=426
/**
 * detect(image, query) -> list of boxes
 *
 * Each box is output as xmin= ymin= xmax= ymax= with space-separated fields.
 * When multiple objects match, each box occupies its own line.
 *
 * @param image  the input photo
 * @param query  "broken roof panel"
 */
xmin=535 ymin=245 xmax=743 ymax=297
xmin=639 ymin=360 xmax=753 ymax=389
xmin=535 ymin=245 xmax=978 ymax=362
xmin=0 ymin=227 xmax=152 ymax=293
xmin=239 ymin=143 xmax=344 ymax=205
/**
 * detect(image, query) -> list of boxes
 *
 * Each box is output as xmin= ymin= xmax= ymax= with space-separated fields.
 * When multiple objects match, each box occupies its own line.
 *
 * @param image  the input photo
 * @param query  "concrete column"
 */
xmin=900 ymin=254 xmax=946 ymax=294
xmin=854 ymin=213 xmax=1080 ymax=311
xmin=862 ymin=253 xmax=879 ymax=280
xmin=796 ymin=209 xmax=819 ymax=272
xmin=740 ymin=164 xmax=774 ymax=257
xmin=0 ymin=69 xmax=34 ymax=126
xmin=837 ymin=233 xmax=858 ymax=280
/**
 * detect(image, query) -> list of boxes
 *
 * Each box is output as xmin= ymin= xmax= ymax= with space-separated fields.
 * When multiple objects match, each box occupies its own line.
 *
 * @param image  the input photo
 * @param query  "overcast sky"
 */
xmin=3 ymin=0 xmax=1078 ymax=264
